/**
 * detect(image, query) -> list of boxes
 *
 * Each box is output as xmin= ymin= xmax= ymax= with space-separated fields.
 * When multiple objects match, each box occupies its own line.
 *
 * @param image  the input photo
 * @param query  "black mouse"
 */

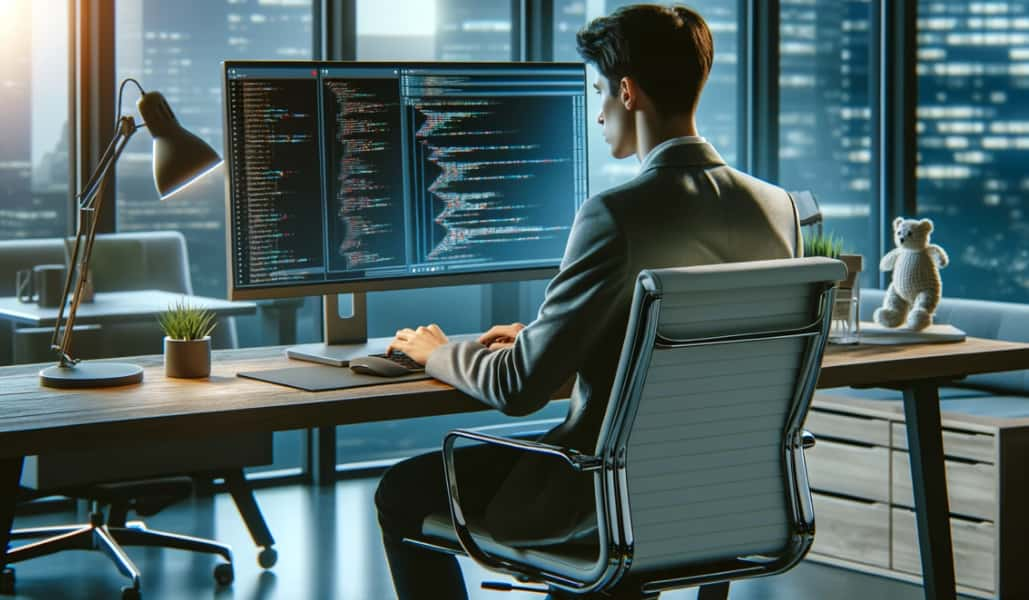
xmin=348 ymin=355 xmax=412 ymax=377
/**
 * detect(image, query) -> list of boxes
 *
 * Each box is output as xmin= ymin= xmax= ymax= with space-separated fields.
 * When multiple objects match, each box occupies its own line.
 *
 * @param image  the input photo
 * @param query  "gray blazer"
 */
xmin=426 ymin=139 xmax=802 ymax=545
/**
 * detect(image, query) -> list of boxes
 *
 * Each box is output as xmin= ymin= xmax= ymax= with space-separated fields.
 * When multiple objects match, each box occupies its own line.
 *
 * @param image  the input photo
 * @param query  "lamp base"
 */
xmin=40 ymin=362 xmax=144 ymax=389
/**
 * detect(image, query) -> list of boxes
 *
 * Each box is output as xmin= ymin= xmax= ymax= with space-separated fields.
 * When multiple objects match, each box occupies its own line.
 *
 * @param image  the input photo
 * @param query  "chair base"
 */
xmin=1 ymin=512 xmax=233 ymax=597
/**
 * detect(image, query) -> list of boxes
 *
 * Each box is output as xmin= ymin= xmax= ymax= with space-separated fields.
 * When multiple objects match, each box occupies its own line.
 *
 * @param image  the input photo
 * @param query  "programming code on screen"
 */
xmin=224 ymin=63 xmax=587 ymax=292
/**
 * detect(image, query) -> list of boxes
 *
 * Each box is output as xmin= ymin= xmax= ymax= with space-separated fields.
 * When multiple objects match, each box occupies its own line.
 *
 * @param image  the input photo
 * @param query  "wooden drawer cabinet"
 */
xmin=891 ymin=451 xmax=995 ymax=521
xmin=892 ymin=508 xmax=995 ymax=593
xmin=891 ymin=422 xmax=995 ymax=463
xmin=807 ymin=439 xmax=889 ymax=502
xmin=806 ymin=409 xmax=890 ymax=446
xmin=804 ymin=393 xmax=1029 ymax=598
xmin=810 ymin=493 xmax=890 ymax=568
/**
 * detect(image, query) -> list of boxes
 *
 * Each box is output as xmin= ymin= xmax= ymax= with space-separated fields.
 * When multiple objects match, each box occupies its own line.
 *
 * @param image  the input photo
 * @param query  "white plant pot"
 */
xmin=164 ymin=336 xmax=211 ymax=378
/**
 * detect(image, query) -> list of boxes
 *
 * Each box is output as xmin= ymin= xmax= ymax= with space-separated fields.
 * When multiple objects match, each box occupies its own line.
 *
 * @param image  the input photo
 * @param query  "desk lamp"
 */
xmin=40 ymin=79 xmax=222 ymax=388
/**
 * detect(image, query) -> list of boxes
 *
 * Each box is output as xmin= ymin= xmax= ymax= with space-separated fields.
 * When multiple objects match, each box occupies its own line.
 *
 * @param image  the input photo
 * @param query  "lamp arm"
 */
xmin=75 ymin=125 xmax=123 ymax=209
xmin=50 ymin=119 xmax=139 ymax=366
xmin=79 ymin=119 xmax=142 ymax=210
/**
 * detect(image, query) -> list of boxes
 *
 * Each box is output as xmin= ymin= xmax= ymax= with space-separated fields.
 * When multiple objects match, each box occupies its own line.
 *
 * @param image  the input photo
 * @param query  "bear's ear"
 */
xmin=893 ymin=217 xmax=904 ymax=229
xmin=917 ymin=218 xmax=934 ymax=232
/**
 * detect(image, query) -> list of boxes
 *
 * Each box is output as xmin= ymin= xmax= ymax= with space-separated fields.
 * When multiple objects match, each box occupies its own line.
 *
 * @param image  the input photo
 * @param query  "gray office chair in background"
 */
xmin=408 ymin=257 xmax=845 ymax=599
xmin=788 ymin=190 xmax=824 ymax=241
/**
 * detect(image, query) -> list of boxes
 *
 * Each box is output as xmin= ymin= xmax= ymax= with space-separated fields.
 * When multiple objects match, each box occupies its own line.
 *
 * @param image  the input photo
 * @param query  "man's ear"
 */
xmin=619 ymin=76 xmax=639 ymax=111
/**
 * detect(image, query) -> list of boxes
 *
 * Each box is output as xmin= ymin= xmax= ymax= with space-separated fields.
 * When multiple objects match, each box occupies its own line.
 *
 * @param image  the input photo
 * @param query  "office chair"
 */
xmin=788 ymin=190 xmax=824 ymax=240
xmin=407 ymin=257 xmax=845 ymax=599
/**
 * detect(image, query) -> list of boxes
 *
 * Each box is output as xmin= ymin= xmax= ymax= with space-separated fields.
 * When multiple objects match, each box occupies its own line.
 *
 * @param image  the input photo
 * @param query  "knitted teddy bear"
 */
xmin=873 ymin=217 xmax=949 ymax=331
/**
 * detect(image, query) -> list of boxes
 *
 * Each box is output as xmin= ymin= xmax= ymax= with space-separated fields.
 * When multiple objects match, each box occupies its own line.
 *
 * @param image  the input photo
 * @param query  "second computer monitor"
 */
xmin=223 ymin=61 xmax=588 ymax=301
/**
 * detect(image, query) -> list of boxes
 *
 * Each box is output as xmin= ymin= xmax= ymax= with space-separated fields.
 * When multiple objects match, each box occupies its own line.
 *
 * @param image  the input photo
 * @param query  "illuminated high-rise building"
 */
xmin=916 ymin=0 xmax=1029 ymax=301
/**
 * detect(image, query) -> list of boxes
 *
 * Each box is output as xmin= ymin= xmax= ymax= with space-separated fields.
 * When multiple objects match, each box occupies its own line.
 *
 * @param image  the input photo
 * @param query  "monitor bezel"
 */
xmin=222 ymin=60 xmax=587 ymax=301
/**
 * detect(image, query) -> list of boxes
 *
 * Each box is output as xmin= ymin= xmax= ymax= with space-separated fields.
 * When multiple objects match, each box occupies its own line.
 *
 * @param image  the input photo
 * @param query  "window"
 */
xmin=357 ymin=0 xmax=513 ymax=61
xmin=778 ymin=0 xmax=880 ymax=287
xmin=554 ymin=0 xmax=742 ymax=195
xmin=115 ymin=0 xmax=313 ymax=300
xmin=114 ymin=0 xmax=316 ymax=476
xmin=0 ymin=0 xmax=70 ymax=241
xmin=915 ymin=0 xmax=1029 ymax=302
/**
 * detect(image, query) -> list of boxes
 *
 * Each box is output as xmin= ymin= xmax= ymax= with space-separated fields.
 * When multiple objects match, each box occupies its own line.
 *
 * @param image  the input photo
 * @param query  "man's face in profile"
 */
xmin=592 ymin=73 xmax=635 ymax=159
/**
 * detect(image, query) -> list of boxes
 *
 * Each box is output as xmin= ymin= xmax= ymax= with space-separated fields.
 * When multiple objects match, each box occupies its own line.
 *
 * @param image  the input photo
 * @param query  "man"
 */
xmin=376 ymin=4 xmax=802 ymax=599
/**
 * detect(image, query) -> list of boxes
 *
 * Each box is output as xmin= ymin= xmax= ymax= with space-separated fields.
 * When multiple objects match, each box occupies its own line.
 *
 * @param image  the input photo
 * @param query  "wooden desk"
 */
xmin=2 ymin=339 xmax=1028 ymax=599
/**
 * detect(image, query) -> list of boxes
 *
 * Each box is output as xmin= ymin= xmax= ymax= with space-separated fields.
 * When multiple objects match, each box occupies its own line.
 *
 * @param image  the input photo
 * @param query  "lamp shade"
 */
xmin=137 ymin=91 xmax=222 ymax=200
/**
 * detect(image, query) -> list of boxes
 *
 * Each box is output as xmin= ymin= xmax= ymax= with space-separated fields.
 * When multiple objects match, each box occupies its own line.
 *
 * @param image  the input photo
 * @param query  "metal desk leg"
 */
xmin=903 ymin=383 xmax=956 ymax=600
xmin=1 ymin=457 xmax=24 ymax=566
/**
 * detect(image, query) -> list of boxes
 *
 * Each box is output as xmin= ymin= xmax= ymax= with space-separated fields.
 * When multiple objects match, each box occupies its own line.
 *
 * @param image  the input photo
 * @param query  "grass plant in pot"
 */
xmin=804 ymin=232 xmax=863 ymax=343
xmin=158 ymin=300 xmax=216 ymax=378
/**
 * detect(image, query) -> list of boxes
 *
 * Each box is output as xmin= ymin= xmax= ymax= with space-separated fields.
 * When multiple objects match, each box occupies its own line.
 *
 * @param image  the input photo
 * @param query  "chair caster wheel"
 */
xmin=0 ymin=567 xmax=15 ymax=595
xmin=257 ymin=547 xmax=278 ymax=569
xmin=214 ymin=562 xmax=234 ymax=586
xmin=121 ymin=586 xmax=141 ymax=600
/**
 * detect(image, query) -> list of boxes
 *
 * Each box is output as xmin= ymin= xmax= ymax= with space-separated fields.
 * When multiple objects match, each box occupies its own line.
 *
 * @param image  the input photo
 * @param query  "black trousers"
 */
xmin=375 ymin=447 xmax=639 ymax=600
xmin=375 ymin=445 xmax=519 ymax=600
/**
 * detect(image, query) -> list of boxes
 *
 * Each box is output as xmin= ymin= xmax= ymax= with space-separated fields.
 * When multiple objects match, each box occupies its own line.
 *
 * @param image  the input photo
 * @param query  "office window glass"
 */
xmin=554 ymin=1 xmax=742 ymax=195
xmin=916 ymin=1 xmax=1029 ymax=302
xmin=115 ymin=0 xmax=314 ymax=476
xmin=778 ymin=0 xmax=879 ymax=287
xmin=357 ymin=0 xmax=514 ymax=61
xmin=0 ymin=0 xmax=70 ymax=242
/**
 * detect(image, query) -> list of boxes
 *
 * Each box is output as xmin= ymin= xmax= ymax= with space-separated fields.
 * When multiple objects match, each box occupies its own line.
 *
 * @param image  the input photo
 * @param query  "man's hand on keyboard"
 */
xmin=387 ymin=324 xmax=449 ymax=365
xmin=478 ymin=322 xmax=525 ymax=351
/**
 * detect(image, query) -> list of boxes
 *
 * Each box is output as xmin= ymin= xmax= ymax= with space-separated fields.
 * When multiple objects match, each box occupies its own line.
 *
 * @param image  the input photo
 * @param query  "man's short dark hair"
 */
xmin=576 ymin=4 xmax=714 ymax=116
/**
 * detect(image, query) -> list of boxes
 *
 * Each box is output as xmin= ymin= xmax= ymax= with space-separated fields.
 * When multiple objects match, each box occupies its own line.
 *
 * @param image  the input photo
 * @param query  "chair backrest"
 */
xmin=81 ymin=231 xmax=193 ymax=294
xmin=593 ymin=257 xmax=844 ymax=592
xmin=788 ymin=190 xmax=823 ymax=240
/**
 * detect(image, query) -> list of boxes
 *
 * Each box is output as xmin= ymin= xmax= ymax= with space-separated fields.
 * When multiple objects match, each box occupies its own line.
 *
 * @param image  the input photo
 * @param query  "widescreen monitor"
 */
xmin=222 ymin=61 xmax=588 ymax=302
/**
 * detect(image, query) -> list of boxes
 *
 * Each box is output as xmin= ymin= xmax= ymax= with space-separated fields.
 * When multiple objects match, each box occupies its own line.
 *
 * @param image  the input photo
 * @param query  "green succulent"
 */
xmin=157 ymin=300 xmax=217 ymax=341
xmin=803 ymin=232 xmax=844 ymax=259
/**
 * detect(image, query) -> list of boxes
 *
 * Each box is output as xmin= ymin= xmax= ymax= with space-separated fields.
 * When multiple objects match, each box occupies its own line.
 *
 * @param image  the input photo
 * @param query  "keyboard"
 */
xmin=369 ymin=351 xmax=425 ymax=373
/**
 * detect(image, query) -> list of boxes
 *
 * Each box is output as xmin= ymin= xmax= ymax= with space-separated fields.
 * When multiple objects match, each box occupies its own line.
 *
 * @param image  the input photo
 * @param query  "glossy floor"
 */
xmin=6 ymin=478 xmax=971 ymax=600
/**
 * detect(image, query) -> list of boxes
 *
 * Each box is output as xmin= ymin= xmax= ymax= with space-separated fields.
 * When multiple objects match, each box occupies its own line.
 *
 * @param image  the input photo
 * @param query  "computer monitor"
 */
xmin=222 ymin=61 xmax=588 ymax=363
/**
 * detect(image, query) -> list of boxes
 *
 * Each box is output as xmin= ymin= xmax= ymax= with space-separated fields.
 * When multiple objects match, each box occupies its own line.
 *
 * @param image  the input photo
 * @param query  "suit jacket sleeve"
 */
xmin=425 ymin=196 xmax=628 ymax=416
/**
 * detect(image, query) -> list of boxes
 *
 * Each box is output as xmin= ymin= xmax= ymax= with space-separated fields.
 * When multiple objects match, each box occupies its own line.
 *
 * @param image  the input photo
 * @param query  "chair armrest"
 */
xmin=440 ymin=429 xmax=602 ymax=583
xmin=443 ymin=429 xmax=602 ymax=473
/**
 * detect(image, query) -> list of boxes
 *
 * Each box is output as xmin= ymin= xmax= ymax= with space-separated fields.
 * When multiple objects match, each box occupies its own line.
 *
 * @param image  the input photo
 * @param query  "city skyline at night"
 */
xmin=3 ymin=0 xmax=1028 ymax=302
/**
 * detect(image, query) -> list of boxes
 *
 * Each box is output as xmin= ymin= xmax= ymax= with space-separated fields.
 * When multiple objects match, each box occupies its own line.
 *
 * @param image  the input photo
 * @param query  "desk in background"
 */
xmin=0 ymin=290 xmax=256 ymax=364
xmin=0 ymin=290 xmax=255 ymax=327
xmin=1 ymin=339 xmax=1028 ymax=599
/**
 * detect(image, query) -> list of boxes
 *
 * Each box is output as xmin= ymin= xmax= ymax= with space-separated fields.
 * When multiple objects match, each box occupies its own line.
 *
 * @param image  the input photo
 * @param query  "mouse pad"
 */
xmin=237 ymin=364 xmax=431 ymax=391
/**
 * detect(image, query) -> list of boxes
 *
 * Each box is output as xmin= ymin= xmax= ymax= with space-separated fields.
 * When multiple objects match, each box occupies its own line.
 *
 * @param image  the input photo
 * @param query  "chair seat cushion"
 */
xmin=419 ymin=511 xmax=600 ymax=580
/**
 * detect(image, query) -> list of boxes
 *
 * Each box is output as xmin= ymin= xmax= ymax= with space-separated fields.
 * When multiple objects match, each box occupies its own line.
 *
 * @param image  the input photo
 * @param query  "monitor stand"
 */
xmin=285 ymin=293 xmax=386 ymax=366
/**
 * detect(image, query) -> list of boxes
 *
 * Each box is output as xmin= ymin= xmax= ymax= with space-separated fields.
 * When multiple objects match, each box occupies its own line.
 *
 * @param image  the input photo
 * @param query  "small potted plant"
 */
xmin=804 ymin=232 xmax=863 ymax=288
xmin=804 ymin=232 xmax=863 ymax=343
xmin=158 ymin=300 xmax=216 ymax=378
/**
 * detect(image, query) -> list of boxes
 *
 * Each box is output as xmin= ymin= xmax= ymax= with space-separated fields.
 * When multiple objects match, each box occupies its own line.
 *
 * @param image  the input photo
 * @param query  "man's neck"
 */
xmin=634 ymin=112 xmax=700 ymax=162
